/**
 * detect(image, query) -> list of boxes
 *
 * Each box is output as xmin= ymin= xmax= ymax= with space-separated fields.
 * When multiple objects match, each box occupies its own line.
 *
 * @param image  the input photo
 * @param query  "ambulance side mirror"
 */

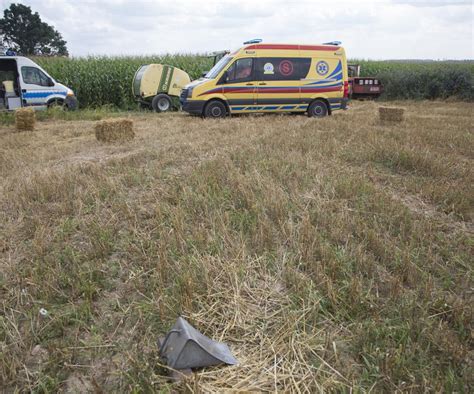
xmin=47 ymin=77 xmax=54 ymax=87
xmin=201 ymin=71 xmax=208 ymax=78
xmin=217 ymin=70 xmax=229 ymax=85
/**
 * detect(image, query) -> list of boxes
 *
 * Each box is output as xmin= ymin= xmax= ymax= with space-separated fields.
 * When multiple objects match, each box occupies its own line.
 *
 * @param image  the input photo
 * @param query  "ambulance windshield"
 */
xmin=205 ymin=55 xmax=233 ymax=79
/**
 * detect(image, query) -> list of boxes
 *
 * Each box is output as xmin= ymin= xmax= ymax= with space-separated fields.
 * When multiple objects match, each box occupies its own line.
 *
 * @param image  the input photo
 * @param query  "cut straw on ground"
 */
xmin=168 ymin=255 xmax=351 ymax=392
xmin=0 ymin=101 xmax=472 ymax=392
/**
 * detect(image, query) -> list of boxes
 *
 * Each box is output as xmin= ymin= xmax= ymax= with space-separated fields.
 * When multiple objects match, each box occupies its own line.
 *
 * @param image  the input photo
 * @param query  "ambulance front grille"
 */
xmin=180 ymin=88 xmax=188 ymax=104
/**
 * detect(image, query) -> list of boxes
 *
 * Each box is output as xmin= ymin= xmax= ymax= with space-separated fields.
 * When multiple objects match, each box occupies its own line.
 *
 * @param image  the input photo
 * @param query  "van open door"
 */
xmin=0 ymin=58 xmax=21 ymax=110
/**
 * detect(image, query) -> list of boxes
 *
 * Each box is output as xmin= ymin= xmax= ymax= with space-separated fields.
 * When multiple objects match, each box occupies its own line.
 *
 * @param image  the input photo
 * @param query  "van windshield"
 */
xmin=205 ymin=55 xmax=233 ymax=79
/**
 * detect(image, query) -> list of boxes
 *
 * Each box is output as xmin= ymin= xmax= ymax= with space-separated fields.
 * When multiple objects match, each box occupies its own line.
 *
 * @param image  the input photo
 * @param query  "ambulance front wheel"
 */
xmin=152 ymin=94 xmax=172 ymax=112
xmin=307 ymin=100 xmax=328 ymax=118
xmin=203 ymin=100 xmax=227 ymax=119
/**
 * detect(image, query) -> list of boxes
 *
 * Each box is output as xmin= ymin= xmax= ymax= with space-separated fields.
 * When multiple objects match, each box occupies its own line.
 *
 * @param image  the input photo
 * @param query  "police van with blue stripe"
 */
xmin=0 ymin=54 xmax=77 ymax=111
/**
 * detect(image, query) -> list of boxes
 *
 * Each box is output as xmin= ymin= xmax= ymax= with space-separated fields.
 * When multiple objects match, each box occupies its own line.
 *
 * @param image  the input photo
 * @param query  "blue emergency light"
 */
xmin=243 ymin=39 xmax=262 ymax=45
xmin=323 ymin=41 xmax=342 ymax=46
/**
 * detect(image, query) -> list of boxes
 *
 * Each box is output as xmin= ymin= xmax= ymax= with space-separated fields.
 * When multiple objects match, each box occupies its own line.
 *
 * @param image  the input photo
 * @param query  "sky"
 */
xmin=1 ymin=0 xmax=473 ymax=59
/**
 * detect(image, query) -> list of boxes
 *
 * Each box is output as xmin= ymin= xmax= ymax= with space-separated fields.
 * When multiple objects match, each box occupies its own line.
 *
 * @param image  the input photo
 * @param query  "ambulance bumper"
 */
xmin=182 ymin=100 xmax=205 ymax=115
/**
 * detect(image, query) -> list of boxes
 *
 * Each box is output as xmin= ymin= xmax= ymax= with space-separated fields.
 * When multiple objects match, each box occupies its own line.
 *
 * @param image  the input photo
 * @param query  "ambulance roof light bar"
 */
xmin=243 ymin=38 xmax=262 ymax=45
xmin=323 ymin=41 xmax=342 ymax=46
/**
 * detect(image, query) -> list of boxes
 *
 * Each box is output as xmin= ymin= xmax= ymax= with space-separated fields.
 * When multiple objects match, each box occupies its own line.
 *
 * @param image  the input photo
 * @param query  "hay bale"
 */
xmin=94 ymin=118 xmax=134 ymax=142
xmin=379 ymin=106 xmax=405 ymax=122
xmin=15 ymin=107 xmax=36 ymax=131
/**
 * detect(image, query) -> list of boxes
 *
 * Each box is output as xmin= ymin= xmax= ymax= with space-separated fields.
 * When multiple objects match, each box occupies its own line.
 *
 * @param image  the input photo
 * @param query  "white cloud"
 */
xmin=1 ymin=0 xmax=473 ymax=59
xmin=391 ymin=0 xmax=471 ymax=7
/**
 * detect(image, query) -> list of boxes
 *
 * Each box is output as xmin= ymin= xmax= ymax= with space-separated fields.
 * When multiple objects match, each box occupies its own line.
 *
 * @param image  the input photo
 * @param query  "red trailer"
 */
xmin=348 ymin=64 xmax=384 ymax=99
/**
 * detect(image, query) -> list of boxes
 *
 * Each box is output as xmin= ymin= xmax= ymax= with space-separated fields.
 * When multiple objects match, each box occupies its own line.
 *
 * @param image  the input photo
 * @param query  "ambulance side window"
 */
xmin=224 ymin=58 xmax=254 ymax=83
xmin=256 ymin=58 xmax=311 ymax=81
xmin=21 ymin=66 xmax=50 ymax=87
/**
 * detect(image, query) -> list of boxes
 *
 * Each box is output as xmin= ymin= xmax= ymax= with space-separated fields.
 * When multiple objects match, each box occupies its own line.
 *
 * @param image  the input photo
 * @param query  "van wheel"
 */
xmin=307 ymin=100 xmax=328 ymax=118
xmin=48 ymin=99 xmax=66 ymax=110
xmin=152 ymin=94 xmax=172 ymax=112
xmin=203 ymin=100 xmax=227 ymax=118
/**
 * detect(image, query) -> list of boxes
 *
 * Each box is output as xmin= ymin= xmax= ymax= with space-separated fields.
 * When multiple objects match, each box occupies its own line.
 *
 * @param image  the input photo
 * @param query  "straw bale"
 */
xmin=95 ymin=118 xmax=134 ymax=142
xmin=15 ymin=107 xmax=36 ymax=131
xmin=379 ymin=106 xmax=405 ymax=122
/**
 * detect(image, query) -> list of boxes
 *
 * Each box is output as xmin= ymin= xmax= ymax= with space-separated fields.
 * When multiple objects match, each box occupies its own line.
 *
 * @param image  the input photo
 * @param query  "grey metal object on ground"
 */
xmin=158 ymin=317 xmax=238 ymax=370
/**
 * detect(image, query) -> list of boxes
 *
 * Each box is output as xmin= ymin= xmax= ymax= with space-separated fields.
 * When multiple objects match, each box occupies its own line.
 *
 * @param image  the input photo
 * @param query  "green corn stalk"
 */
xmin=34 ymin=55 xmax=474 ymax=109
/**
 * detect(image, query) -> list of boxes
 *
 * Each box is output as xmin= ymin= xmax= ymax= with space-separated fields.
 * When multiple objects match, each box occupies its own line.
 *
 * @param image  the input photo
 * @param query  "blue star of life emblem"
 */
xmin=316 ymin=61 xmax=329 ymax=76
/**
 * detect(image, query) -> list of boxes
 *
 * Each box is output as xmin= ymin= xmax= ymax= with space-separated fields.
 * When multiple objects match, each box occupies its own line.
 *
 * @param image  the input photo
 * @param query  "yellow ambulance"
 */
xmin=180 ymin=40 xmax=349 ymax=118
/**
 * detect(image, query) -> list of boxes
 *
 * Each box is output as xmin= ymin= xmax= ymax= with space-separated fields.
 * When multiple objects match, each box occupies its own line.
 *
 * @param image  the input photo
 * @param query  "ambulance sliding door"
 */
xmin=255 ymin=56 xmax=311 ymax=112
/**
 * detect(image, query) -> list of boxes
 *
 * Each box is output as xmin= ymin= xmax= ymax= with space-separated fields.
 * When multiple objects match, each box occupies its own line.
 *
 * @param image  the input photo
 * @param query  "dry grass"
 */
xmin=0 ymin=101 xmax=473 ymax=392
xmin=14 ymin=108 xmax=36 ymax=132
xmin=95 ymin=118 xmax=134 ymax=142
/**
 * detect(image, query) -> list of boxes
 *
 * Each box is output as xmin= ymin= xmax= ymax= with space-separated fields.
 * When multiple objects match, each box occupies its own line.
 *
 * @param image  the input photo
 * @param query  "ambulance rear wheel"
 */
xmin=307 ymin=100 xmax=328 ymax=118
xmin=152 ymin=94 xmax=172 ymax=112
xmin=203 ymin=100 xmax=227 ymax=118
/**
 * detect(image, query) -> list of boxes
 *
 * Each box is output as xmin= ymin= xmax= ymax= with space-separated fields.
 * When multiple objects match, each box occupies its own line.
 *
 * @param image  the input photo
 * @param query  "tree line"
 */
xmin=0 ymin=3 xmax=68 ymax=56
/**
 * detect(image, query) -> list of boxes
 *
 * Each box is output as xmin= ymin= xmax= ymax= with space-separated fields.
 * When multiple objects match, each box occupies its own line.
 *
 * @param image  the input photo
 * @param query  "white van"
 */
xmin=0 ymin=55 xmax=77 ymax=111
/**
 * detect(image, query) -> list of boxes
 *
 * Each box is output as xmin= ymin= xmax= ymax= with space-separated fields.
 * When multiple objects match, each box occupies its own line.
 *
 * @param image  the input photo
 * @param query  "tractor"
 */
xmin=348 ymin=64 xmax=384 ymax=99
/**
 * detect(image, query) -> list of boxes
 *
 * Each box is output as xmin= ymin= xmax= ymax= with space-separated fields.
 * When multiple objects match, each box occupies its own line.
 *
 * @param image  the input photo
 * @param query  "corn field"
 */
xmin=35 ymin=55 xmax=213 ymax=109
xmin=357 ymin=60 xmax=473 ymax=101
xmin=35 ymin=55 xmax=473 ymax=109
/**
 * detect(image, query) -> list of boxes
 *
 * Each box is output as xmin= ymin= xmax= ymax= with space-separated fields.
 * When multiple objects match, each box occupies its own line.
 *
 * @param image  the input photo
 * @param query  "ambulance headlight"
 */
xmin=187 ymin=87 xmax=194 ymax=98
xmin=66 ymin=89 xmax=74 ymax=97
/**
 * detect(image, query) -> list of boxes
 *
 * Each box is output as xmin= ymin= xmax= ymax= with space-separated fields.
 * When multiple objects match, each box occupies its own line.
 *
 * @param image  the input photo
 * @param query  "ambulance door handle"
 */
xmin=245 ymin=83 xmax=254 ymax=86
xmin=258 ymin=83 xmax=267 ymax=86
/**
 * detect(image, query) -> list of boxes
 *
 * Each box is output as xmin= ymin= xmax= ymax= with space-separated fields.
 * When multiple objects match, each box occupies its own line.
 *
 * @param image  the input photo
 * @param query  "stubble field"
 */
xmin=0 ymin=101 xmax=473 ymax=392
